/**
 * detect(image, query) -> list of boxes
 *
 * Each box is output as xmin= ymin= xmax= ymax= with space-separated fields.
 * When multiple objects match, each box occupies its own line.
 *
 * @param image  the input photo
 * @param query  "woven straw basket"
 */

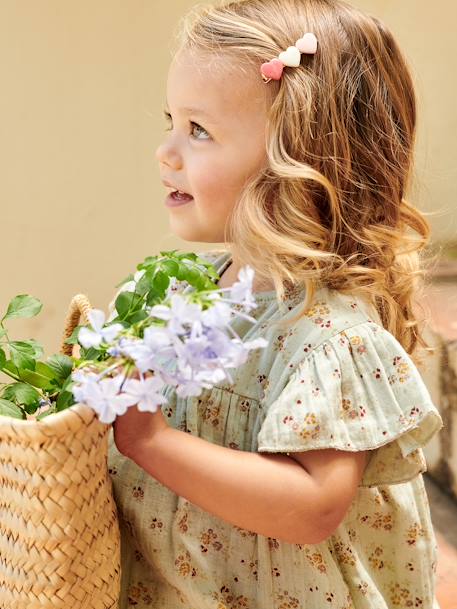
xmin=0 ymin=294 xmax=121 ymax=609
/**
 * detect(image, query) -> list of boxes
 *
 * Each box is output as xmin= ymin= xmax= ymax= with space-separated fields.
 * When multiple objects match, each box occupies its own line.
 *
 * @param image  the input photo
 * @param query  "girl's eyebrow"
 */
xmin=165 ymin=100 xmax=218 ymax=123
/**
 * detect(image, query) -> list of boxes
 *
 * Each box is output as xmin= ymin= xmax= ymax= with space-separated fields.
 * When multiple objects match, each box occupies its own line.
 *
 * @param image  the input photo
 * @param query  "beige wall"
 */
xmin=0 ymin=0 xmax=455 ymax=358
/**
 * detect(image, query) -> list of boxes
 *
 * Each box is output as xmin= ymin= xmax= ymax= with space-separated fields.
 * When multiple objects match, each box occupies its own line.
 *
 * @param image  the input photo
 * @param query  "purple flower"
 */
xmin=149 ymin=294 xmax=202 ymax=334
xmin=72 ymin=372 xmax=137 ymax=424
xmin=71 ymin=263 xmax=270 ymax=424
xmin=122 ymin=374 xmax=168 ymax=412
xmin=78 ymin=309 xmax=124 ymax=349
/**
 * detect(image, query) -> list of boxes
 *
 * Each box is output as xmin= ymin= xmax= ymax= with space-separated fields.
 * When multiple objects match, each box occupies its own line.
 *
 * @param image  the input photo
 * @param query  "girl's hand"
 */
xmin=112 ymin=403 xmax=169 ymax=460
xmin=112 ymin=368 xmax=169 ymax=459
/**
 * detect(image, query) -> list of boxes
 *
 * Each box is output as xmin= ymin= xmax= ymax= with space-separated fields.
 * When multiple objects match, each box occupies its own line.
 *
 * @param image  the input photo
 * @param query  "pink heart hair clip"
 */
xmin=261 ymin=32 xmax=318 ymax=83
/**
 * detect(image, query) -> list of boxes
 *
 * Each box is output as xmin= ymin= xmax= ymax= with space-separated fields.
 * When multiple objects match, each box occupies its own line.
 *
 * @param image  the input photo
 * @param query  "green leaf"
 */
xmin=143 ymin=255 xmax=160 ymax=265
xmin=3 ymin=359 xmax=19 ymax=377
xmin=24 ymin=401 xmax=41 ymax=415
xmin=27 ymin=339 xmax=44 ymax=359
xmin=46 ymin=354 xmax=74 ymax=380
xmin=0 ymin=398 xmax=25 ymax=419
xmin=153 ymin=270 xmax=170 ymax=293
xmin=160 ymin=259 xmax=180 ymax=276
xmin=64 ymin=325 xmax=82 ymax=345
xmin=115 ymin=292 xmax=142 ymax=320
xmin=128 ymin=310 xmax=149 ymax=324
xmin=61 ymin=376 xmax=74 ymax=393
xmin=2 ymin=382 xmax=41 ymax=406
xmin=115 ymin=273 xmax=134 ymax=289
xmin=186 ymin=267 xmax=201 ymax=283
xmin=0 ymin=347 xmax=5 ymax=369
xmin=175 ymin=262 xmax=189 ymax=281
xmin=3 ymin=295 xmax=43 ymax=321
xmin=0 ymin=328 xmax=6 ymax=339
xmin=18 ymin=360 xmax=60 ymax=390
xmin=9 ymin=341 xmax=36 ymax=370
xmin=177 ymin=252 xmax=198 ymax=261
xmin=18 ymin=367 xmax=55 ymax=390
xmin=56 ymin=390 xmax=75 ymax=412
xmin=134 ymin=270 xmax=154 ymax=297
xmin=36 ymin=361 xmax=60 ymax=379
xmin=80 ymin=346 xmax=102 ymax=361
xmin=115 ymin=291 xmax=133 ymax=318
xmin=146 ymin=290 xmax=161 ymax=307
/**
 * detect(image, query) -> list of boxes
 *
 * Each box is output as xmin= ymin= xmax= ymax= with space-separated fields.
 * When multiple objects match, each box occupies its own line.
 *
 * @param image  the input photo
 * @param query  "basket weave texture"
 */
xmin=0 ymin=294 xmax=121 ymax=609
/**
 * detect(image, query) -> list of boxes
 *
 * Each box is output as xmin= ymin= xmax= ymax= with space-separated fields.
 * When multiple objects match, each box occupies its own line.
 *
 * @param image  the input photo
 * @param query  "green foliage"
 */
xmin=2 ymin=295 xmax=42 ymax=321
xmin=46 ymin=354 xmax=74 ymax=381
xmin=106 ymin=250 xmax=221 ymax=325
xmin=2 ymin=383 xmax=41 ymax=414
xmin=9 ymin=341 xmax=37 ymax=370
xmin=0 ymin=251 xmax=223 ymax=420
xmin=64 ymin=325 xmax=82 ymax=346
xmin=0 ymin=293 xmax=78 ymax=420
xmin=0 ymin=398 xmax=25 ymax=419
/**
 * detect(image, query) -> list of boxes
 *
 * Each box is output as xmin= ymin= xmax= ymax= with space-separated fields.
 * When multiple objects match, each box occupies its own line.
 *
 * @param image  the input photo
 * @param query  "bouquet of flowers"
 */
xmin=69 ymin=250 xmax=267 ymax=425
xmin=0 ymin=250 xmax=267 ymax=609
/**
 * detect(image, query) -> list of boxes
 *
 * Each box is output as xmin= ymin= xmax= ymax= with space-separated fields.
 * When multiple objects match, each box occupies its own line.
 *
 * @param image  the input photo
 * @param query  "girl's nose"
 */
xmin=155 ymin=141 xmax=182 ymax=170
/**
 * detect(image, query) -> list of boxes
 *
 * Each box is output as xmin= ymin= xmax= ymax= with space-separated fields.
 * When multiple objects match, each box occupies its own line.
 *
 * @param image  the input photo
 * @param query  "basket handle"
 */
xmin=60 ymin=294 xmax=92 ymax=356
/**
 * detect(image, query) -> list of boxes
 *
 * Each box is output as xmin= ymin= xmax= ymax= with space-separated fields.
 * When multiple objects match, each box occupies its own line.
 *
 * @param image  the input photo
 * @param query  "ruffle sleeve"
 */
xmin=256 ymin=321 xmax=443 ymax=487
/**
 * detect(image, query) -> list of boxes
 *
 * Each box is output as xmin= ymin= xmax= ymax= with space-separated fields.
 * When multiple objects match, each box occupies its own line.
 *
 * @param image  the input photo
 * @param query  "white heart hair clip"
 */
xmin=260 ymin=32 xmax=318 ymax=83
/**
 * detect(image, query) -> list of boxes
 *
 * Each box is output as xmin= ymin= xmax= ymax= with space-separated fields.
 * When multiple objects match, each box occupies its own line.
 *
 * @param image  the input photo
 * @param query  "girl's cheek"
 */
xmin=193 ymin=167 xmax=224 ymax=195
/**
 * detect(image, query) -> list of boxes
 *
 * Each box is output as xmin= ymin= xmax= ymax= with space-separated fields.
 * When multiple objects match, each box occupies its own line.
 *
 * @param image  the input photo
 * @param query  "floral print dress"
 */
xmin=107 ymin=249 xmax=444 ymax=609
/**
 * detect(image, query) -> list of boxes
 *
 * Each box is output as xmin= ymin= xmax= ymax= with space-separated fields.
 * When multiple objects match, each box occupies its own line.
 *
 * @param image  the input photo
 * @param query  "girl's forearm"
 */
xmin=130 ymin=426 xmax=330 ymax=545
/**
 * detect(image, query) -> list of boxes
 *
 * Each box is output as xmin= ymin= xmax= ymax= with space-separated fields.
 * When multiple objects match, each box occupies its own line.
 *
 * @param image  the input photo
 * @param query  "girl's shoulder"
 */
xmin=298 ymin=284 xmax=381 ymax=330
xmin=275 ymin=284 xmax=384 ymax=356
xmin=194 ymin=249 xmax=385 ymax=346
xmin=257 ymin=285 xmax=444 ymax=489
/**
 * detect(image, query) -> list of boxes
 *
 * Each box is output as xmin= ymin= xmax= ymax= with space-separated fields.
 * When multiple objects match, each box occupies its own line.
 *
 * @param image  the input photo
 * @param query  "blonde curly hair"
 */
xmin=173 ymin=0 xmax=433 ymax=363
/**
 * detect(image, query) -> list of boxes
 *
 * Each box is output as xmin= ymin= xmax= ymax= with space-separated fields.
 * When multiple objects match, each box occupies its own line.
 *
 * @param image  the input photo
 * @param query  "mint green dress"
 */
xmin=107 ymin=249 xmax=443 ymax=609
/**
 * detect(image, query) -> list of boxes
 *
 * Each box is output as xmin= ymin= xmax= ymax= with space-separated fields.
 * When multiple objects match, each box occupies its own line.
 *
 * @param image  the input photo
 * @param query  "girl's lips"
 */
xmin=165 ymin=192 xmax=194 ymax=208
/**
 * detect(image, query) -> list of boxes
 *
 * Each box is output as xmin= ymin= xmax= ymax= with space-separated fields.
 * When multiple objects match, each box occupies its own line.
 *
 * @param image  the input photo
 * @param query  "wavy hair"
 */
xmin=173 ymin=0 xmax=434 ymax=363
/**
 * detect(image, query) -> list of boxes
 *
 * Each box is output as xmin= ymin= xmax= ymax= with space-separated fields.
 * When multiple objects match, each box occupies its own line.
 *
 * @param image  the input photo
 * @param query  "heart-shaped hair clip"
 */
xmin=261 ymin=32 xmax=318 ymax=83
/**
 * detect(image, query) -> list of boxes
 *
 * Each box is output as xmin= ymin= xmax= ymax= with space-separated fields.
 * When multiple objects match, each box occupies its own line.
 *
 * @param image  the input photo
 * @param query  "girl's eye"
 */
xmin=163 ymin=110 xmax=173 ymax=131
xmin=190 ymin=122 xmax=210 ymax=140
xmin=163 ymin=111 xmax=210 ymax=140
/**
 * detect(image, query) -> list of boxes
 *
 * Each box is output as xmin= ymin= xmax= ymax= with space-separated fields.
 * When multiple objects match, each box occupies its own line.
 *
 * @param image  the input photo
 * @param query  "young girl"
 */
xmin=108 ymin=0 xmax=444 ymax=607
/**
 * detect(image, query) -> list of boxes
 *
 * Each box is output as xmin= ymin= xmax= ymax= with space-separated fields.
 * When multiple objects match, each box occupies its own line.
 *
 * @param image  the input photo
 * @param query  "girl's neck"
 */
xmin=217 ymin=256 xmax=275 ymax=293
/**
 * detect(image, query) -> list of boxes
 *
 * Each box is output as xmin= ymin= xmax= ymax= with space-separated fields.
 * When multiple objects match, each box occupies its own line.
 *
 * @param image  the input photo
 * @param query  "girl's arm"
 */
xmin=118 ymin=408 xmax=368 ymax=545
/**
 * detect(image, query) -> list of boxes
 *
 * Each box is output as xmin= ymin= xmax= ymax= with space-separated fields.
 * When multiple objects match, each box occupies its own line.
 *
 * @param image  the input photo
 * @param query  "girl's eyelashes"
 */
xmin=163 ymin=110 xmax=211 ymax=140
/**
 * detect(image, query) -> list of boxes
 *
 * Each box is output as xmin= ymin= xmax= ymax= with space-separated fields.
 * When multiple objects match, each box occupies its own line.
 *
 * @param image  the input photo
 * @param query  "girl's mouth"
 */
xmin=165 ymin=190 xmax=194 ymax=207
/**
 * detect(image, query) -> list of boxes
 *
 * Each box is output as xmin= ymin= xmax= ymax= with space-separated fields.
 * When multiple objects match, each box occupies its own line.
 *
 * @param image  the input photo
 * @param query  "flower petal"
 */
xmin=101 ymin=323 xmax=124 ymax=343
xmin=78 ymin=327 xmax=102 ymax=349
xmin=88 ymin=309 xmax=106 ymax=333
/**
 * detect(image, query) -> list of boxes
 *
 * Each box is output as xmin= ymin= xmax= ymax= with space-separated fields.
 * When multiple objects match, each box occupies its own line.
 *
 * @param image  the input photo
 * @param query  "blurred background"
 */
xmin=1 ymin=1 xmax=456 ymax=600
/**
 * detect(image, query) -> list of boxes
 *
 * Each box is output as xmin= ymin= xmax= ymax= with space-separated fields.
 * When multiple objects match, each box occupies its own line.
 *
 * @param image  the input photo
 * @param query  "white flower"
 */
xmin=72 ymin=261 xmax=271 ymax=424
xmin=149 ymin=293 xmax=202 ymax=334
xmin=122 ymin=374 xmax=168 ymax=413
xmin=201 ymin=301 xmax=232 ymax=328
xmin=78 ymin=309 xmax=124 ymax=349
xmin=120 ymin=326 xmax=174 ymax=373
xmin=72 ymin=373 xmax=137 ymax=424
xmin=72 ymin=369 xmax=98 ymax=384
xmin=229 ymin=266 xmax=256 ymax=309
